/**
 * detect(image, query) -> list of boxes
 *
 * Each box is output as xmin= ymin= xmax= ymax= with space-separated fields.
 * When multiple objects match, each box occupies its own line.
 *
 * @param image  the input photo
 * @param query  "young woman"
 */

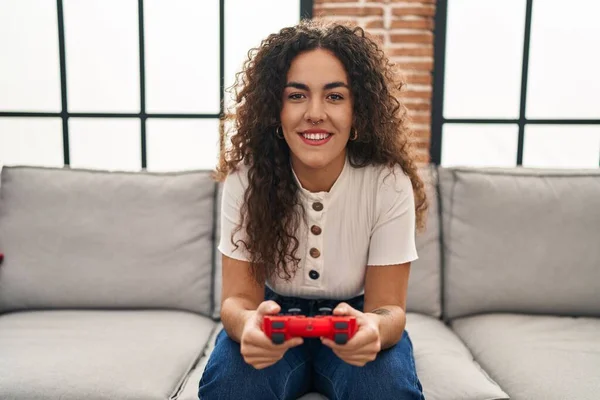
xmin=199 ymin=20 xmax=428 ymax=400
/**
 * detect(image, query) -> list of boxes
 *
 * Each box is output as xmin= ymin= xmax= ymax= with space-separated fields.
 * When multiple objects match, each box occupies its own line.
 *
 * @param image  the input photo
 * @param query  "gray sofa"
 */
xmin=0 ymin=164 xmax=598 ymax=400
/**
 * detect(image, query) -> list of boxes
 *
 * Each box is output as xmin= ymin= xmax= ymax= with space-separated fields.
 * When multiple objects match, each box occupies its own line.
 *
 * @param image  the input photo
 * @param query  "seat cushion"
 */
xmin=438 ymin=167 xmax=600 ymax=319
xmin=0 ymin=310 xmax=217 ymax=400
xmin=0 ymin=166 xmax=217 ymax=316
xmin=406 ymin=313 xmax=509 ymax=400
xmin=452 ymin=313 xmax=600 ymax=400
xmin=176 ymin=322 xmax=221 ymax=400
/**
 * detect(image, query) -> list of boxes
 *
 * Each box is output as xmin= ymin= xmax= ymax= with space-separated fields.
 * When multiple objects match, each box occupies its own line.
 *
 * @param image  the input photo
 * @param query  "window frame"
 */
xmin=430 ymin=0 xmax=600 ymax=167
xmin=0 ymin=0 xmax=314 ymax=168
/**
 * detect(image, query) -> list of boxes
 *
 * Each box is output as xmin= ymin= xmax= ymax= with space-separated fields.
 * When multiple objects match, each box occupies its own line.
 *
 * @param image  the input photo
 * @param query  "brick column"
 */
xmin=314 ymin=0 xmax=436 ymax=164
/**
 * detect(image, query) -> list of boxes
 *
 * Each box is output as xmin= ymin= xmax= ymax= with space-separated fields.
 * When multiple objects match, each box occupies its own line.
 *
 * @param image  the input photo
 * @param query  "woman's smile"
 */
xmin=299 ymin=128 xmax=333 ymax=146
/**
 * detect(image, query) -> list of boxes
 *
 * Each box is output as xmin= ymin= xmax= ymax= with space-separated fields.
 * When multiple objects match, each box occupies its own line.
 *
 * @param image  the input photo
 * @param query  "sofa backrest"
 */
xmin=438 ymin=167 xmax=600 ymax=320
xmin=407 ymin=165 xmax=442 ymax=317
xmin=0 ymin=166 xmax=217 ymax=316
xmin=212 ymin=183 xmax=223 ymax=320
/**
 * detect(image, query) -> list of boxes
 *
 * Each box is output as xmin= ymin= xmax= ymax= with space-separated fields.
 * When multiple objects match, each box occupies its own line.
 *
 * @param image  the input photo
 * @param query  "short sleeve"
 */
xmin=217 ymin=167 xmax=252 ymax=261
xmin=367 ymin=165 xmax=418 ymax=266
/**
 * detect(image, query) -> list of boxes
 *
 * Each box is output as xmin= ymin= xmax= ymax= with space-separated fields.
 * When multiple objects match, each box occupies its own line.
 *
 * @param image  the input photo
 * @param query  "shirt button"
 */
xmin=309 ymin=270 xmax=320 ymax=280
xmin=310 ymin=225 xmax=322 ymax=235
xmin=309 ymin=248 xmax=321 ymax=258
xmin=312 ymin=202 xmax=323 ymax=211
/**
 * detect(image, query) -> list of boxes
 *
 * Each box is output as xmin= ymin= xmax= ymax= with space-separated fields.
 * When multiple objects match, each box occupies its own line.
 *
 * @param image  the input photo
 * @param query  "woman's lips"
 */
xmin=299 ymin=129 xmax=332 ymax=146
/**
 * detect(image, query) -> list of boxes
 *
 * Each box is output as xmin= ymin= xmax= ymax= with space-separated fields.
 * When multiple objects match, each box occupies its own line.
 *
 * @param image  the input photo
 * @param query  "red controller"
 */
xmin=263 ymin=307 xmax=357 ymax=345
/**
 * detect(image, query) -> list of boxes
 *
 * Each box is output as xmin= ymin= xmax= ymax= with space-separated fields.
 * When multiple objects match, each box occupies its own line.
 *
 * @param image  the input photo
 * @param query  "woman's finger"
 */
xmin=245 ymin=356 xmax=282 ymax=365
xmin=244 ymin=337 xmax=302 ymax=359
xmin=251 ymin=361 xmax=279 ymax=370
xmin=331 ymin=350 xmax=377 ymax=366
xmin=242 ymin=342 xmax=285 ymax=357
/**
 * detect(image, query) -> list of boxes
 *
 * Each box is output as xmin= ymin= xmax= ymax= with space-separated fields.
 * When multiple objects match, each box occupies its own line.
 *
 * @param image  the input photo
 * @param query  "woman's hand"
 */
xmin=240 ymin=300 xmax=304 ymax=370
xmin=320 ymin=302 xmax=382 ymax=367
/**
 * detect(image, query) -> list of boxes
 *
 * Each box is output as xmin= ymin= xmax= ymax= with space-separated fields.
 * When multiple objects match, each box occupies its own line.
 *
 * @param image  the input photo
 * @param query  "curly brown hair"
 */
xmin=216 ymin=19 xmax=428 ymax=285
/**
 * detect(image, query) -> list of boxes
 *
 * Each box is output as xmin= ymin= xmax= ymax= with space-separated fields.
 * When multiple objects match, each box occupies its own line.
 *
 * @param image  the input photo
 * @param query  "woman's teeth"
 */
xmin=302 ymin=133 xmax=331 ymax=140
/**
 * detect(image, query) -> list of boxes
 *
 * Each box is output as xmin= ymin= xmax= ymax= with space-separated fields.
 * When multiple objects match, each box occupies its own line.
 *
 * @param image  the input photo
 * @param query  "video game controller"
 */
xmin=263 ymin=307 xmax=358 ymax=345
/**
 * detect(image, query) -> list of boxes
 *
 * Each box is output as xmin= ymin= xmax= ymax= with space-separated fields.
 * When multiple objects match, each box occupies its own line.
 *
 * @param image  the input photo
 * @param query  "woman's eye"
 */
xmin=288 ymin=93 xmax=305 ymax=100
xmin=328 ymin=93 xmax=344 ymax=101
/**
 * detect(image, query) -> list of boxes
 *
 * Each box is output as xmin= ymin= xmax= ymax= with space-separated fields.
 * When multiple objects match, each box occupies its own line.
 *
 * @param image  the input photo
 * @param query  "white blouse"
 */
xmin=218 ymin=155 xmax=418 ymax=300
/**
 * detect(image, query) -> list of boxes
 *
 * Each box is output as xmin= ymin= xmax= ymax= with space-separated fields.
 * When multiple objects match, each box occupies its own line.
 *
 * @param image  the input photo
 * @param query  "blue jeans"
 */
xmin=198 ymin=287 xmax=425 ymax=400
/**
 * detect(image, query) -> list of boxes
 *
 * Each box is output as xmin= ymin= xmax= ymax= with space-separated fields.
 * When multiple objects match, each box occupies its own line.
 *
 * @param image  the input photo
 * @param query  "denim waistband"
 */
xmin=264 ymin=286 xmax=365 ymax=317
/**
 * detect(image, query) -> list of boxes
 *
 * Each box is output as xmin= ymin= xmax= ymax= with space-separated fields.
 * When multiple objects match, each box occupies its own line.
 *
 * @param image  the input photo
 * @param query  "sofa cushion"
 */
xmin=178 ymin=322 xmax=222 ymax=400
xmin=0 ymin=310 xmax=217 ymax=400
xmin=211 ymin=166 xmax=443 ymax=320
xmin=406 ymin=313 xmax=509 ymax=400
xmin=438 ymin=167 xmax=600 ymax=319
xmin=451 ymin=313 xmax=600 ymax=400
xmin=0 ymin=166 xmax=217 ymax=316
xmin=408 ymin=165 xmax=442 ymax=317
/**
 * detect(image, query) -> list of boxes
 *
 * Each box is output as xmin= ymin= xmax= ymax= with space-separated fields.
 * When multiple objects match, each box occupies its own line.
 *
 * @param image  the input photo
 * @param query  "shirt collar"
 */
xmin=291 ymin=155 xmax=350 ymax=201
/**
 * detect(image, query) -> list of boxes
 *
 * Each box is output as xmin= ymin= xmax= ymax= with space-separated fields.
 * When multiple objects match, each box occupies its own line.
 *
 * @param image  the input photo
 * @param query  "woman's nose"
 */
xmin=305 ymin=99 xmax=326 ymax=123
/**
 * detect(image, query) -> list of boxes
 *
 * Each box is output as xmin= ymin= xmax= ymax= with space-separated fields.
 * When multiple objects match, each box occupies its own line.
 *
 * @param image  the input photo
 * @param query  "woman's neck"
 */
xmin=291 ymin=152 xmax=346 ymax=193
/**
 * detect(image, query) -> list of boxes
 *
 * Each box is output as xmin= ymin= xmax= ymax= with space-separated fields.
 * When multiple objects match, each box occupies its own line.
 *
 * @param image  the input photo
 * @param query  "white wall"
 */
xmin=0 ymin=0 xmax=301 ymax=171
xmin=442 ymin=0 xmax=600 ymax=168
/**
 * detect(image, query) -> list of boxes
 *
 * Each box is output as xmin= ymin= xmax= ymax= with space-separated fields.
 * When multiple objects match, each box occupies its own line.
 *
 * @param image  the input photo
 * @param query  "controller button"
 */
xmin=334 ymin=322 xmax=348 ymax=329
xmin=334 ymin=333 xmax=348 ymax=344
xmin=287 ymin=308 xmax=302 ymax=315
xmin=318 ymin=307 xmax=332 ymax=315
xmin=272 ymin=333 xmax=285 ymax=344
xmin=309 ymin=270 xmax=320 ymax=280
xmin=271 ymin=321 xmax=285 ymax=329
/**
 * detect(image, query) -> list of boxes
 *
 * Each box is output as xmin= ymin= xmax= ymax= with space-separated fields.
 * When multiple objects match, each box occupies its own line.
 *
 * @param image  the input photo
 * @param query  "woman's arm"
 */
xmin=220 ymin=254 xmax=265 ymax=343
xmin=320 ymin=262 xmax=411 ymax=365
xmin=363 ymin=262 xmax=411 ymax=349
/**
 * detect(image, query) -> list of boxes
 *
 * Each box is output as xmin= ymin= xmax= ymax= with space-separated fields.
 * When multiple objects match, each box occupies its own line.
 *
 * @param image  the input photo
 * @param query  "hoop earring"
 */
xmin=350 ymin=128 xmax=358 ymax=141
xmin=276 ymin=126 xmax=284 ymax=139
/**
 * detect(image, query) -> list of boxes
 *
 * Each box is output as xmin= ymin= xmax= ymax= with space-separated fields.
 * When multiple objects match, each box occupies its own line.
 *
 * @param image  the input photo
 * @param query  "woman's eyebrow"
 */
xmin=323 ymin=81 xmax=349 ymax=90
xmin=285 ymin=81 xmax=349 ymax=90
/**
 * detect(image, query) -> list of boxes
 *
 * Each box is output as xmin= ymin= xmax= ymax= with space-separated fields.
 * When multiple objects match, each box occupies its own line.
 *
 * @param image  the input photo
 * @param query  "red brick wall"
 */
xmin=314 ymin=0 xmax=436 ymax=164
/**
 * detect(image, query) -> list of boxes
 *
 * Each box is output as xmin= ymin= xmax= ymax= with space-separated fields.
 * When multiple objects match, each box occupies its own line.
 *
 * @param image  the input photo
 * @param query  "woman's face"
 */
xmin=280 ymin=48 xmax=353 ymax=172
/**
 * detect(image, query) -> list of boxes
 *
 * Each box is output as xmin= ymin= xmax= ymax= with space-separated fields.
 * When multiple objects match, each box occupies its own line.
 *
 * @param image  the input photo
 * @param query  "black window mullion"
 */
xmin=443 ymin=119 xmax=600 ymax=125
xmin=0 ymin=112 xmax=221 ymax=118
xmin=300 ymin=0 xmax=313 ymax=19
xmin=517 ymin=0 xmax=534 ymax=166
xmin=56 ymin=0 xmax=70 ymax=166
xmin=218 ymin=0 xmax=225 ymax=155
xmin=138 ymin=0 xmax=147 ymax=169
xmin=219 ymin=0 xmax=225 ymax=120
xmin=430 ymin=0 xmax=447 ymax=166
